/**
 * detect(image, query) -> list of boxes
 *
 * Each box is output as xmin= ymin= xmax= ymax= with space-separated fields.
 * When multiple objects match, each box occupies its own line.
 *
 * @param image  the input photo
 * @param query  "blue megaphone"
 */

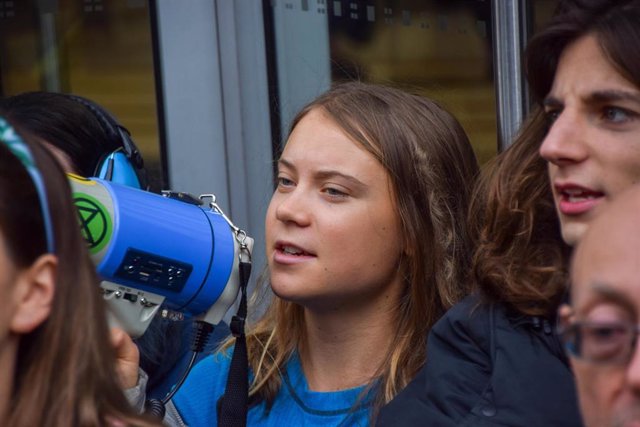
xmin=69 ymin=174 xmax=253 ymax=337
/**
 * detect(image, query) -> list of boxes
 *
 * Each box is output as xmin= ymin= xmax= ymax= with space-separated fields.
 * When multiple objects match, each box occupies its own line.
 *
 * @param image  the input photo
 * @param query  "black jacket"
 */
xmin=377 ymin=294 xmax=584 ymax=427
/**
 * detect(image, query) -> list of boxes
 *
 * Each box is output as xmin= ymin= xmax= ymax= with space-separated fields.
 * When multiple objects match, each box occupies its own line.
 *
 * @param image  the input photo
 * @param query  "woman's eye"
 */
xmin=602 ymin=107 xmax=634 ymax=123
xmin=543 ymin=108 xmax=561 ymax=133
xmin=545 ymin=109 xmax=561 ymax=124
xmin=277 ymin=177 xmax=295 ymax=187
xmin=324 ymin=187 xmax=348 ymax=197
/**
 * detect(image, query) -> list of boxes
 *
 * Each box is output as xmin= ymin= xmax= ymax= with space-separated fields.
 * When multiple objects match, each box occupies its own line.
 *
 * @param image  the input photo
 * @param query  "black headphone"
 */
xmin=66 ymin=94 xmax=148 ymax=190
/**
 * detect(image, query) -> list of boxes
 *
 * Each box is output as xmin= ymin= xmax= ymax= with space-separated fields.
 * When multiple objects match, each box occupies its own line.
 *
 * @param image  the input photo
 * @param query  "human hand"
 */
xmin=110 ymin=327 xmax=140 ymax=389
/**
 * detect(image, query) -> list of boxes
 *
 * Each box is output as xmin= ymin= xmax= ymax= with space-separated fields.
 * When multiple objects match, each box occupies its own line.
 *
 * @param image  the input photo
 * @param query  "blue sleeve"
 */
xmin=146 ymin=321 xmax=231 ymax=400
xmin=376 ymin=294 xmax=492 ymax=426
xmin=172 ymin=351 xmax=233 ymax=427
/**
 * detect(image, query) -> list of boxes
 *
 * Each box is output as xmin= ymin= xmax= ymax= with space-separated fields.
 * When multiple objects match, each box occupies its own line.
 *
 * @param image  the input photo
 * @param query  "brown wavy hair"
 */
xmin=472 ymin=0 xmax=640 ymax=316
xmin=469 ymin=108 xmax=570 ymax=316
xmin=228 ymin=81 xmax=479 ymax=420
xmin=1 ymin=124 xmax=158 ymax=426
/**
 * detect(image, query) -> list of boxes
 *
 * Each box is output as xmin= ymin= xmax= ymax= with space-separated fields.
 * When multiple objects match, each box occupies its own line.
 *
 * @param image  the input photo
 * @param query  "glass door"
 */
xmin=0 ymin=0 xmax=163 ymax=188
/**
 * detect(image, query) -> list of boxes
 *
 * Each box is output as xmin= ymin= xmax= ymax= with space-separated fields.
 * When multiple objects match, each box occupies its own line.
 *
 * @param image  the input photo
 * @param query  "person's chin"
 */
xmin=271 ymin=280 xmax=312 ymax=305
xmin=559 ymin=219 xmax=590 ymax=247
xmin=270 ymin=280 xmax=298 ymax=299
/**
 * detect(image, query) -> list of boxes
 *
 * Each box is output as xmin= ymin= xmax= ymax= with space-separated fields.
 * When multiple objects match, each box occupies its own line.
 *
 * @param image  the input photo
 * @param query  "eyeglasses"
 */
xmin=560 ymin=320 xmax=640 ymax=365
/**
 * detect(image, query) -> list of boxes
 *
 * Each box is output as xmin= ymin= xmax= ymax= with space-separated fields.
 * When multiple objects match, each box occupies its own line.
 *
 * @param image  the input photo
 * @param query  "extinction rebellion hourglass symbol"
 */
xmin=75 ymin=196 xmax=112 ymax=254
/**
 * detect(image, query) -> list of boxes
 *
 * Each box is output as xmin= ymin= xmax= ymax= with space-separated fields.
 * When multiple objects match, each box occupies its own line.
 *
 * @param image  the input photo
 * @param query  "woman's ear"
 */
xmin=11 ymin=254 xmax=57 ymax=334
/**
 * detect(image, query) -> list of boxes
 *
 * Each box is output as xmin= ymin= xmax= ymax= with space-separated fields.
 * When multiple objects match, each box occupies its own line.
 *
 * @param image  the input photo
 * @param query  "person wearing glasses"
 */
xmin=562 ymin=184 xmax=640 ymax=427
xmin=378 ymin=0 xmax=640 ymax=426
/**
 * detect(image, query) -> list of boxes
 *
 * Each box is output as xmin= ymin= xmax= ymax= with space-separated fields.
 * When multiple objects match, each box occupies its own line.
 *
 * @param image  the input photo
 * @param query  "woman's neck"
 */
xmin=298 ymin=290 xmax=401 ymax=392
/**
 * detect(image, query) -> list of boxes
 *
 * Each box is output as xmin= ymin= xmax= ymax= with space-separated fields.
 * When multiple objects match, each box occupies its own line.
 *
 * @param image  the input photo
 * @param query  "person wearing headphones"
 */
xmin=0 ymin=91 xmax=223 ymax=401
xmin=0 ymin=91 xmax=147 ymax=189
xmin=0 ymin=116 xmax=159 ymax=426
xmin=118 ymin=81 xmax=480 ymax=425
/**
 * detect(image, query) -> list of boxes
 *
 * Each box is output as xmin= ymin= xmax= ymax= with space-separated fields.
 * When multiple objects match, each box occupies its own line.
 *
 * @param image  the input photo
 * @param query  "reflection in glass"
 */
xmin=0 ymin=0 xmax=162 ymax=188
xmin=531 ymin=0 xmax=558 ymax=34
xmin=271 ymin=0 xmax=497 ymax=164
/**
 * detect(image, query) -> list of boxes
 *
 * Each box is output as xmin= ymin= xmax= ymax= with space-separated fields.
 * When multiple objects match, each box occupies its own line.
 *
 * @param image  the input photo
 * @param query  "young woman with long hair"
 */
xmin=0 ymin=117 xmax=159 ymax=426
xmin=122 ymin=81 xmax=479 ymax=425
xmin=0 ymin=91 xmax=227 ymax=400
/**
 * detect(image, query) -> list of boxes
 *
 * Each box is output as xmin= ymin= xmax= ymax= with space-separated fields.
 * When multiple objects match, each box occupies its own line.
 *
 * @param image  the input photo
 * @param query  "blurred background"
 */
xmin=0 ymin=0 xmax=558 ymax=289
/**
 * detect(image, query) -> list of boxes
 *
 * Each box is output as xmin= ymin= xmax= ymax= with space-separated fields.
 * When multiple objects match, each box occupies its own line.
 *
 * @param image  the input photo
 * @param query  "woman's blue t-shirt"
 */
xmin=172 ymin=350 xmax=372 ymax=426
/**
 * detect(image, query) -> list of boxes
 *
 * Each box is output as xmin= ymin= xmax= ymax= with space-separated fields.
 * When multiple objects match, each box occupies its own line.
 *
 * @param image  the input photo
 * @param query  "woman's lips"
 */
xmin=272 ymin=242 xmax=316 ymax=264
xmin=556 ymin=185 xmax=604 ymax=216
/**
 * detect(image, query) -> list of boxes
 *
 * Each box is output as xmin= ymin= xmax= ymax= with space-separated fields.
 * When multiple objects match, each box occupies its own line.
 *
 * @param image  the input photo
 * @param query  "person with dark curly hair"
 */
xmin=378 ymin=1 xmax=640 ymax=426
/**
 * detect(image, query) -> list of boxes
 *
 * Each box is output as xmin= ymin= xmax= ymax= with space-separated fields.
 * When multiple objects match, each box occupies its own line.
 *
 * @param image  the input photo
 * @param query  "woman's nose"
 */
xmin=274 ymin=188 xmax=312 ymax=227
xmin=539 ymin=109 xmax=589 ymax=166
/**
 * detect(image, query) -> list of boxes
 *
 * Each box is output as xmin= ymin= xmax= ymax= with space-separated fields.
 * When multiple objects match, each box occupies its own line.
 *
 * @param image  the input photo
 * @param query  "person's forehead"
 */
xmin=552 ymin=35 xmax=638 ymax=95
